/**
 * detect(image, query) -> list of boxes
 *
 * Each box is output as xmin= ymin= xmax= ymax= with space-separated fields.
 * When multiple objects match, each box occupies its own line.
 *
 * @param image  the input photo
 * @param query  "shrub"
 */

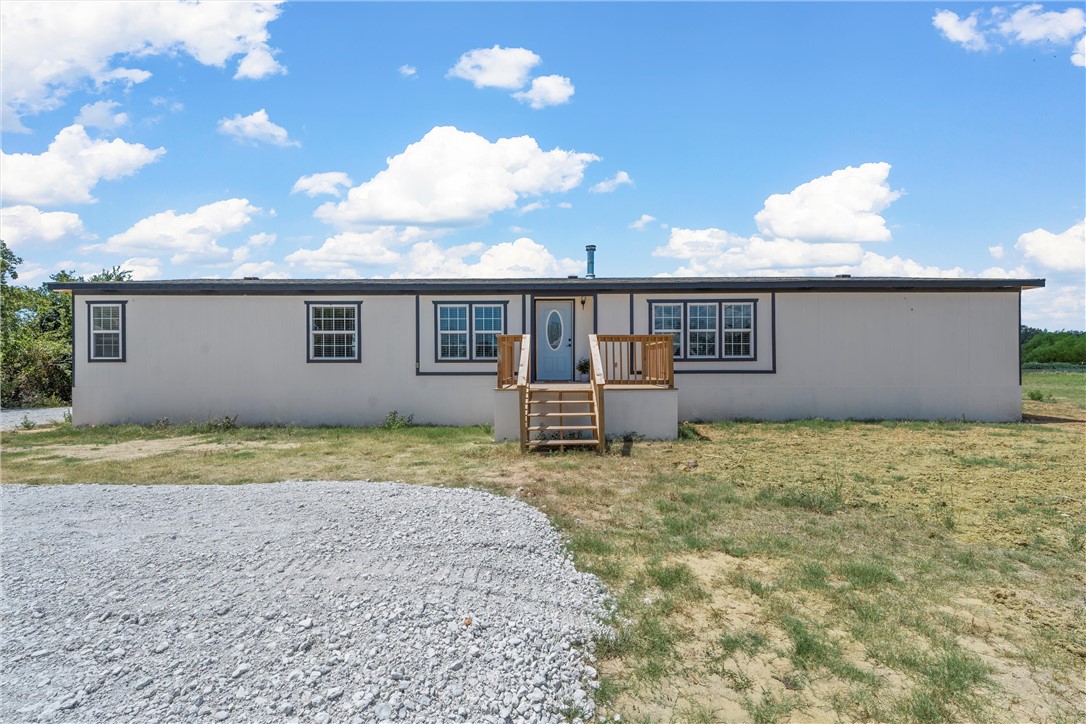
xmin=383 ymin=410 xmax=414 ymax=429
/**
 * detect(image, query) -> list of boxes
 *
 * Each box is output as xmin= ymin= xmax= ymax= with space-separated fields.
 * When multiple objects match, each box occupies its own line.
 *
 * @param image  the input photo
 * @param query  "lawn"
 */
xmin=2 ymin=371 xmax=1083 ymax=722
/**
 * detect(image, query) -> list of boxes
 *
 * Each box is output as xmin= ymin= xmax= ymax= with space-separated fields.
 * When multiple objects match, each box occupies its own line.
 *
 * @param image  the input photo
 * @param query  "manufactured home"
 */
xmin=49 ymin=269 xmax=1043 ymax=448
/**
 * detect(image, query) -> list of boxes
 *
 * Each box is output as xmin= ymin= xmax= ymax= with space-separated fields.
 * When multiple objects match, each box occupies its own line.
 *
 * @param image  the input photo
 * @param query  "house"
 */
xmin=49 ymin=262 xmax=1043 ymax=447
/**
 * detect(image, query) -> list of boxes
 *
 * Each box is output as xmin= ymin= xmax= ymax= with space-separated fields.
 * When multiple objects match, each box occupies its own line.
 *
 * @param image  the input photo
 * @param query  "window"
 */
xmin=436 ymin=302 xmax=506 ymax=361
xmin=88 ymin=302 xmax=125 ymax=362
xmin=438 ymin=305 xmax=468 ymax=360
xmin=650 ymin=300 xmax=755 ymax=361
xmin=722 ymin=303 xmax=753 ymax=358
xmin=688 ymin=303 xmax=718 ymax=358
xmin=473 ymin=305 xmax=502 ymax=359
xmin=307 ymin=303 xmax=361 ymax=362
xmin=653 ymin=304 xmax=683 ymax=357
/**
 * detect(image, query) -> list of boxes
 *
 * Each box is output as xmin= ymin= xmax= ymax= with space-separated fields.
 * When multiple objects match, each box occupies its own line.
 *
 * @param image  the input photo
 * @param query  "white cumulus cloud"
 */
xmin=74 ymin=100 xmax=128 ymax=130
xmin=651 ymin=164 xmax=969 ymax=279
xmin=394 ymin=237 xmax=582 ymax=279
xmin=0 ymin=0 xmax=285 ymax=130
xmin=1 ymin=125 xmax=165 ymax=206
xmin=513 ymin=75 xmax=575 ymax=109
xmin=98 ymin=198 xmax=260 ymax=264
xmin=314 ymin=126 xmax=598 ymax=227
xmin=217 ymin=109 xmax=299 ymax=147
xmin=119 ymin=257 xmax=162 ymax=280
xmin=1022 ymin=284 xmax=1086 ymax=329
xmin=448 ymin=46 xmax=541 ymax=89
xmin=988 ymin=244 xmax=1005 ymax=260
xmin=286 ymin=227 xmax=424 ymax=272
xmin=399 ymin=64 xmax=417 ymax=77
xmin=630 ymin=214 xmax=657 ymax=231
xmin=1015 ymin=219 xmax=1085 ymax=271
xmin=590 ymin=171 xmax=634 ymax=194
xmin=996 ymin=4 xmax=1085 ymax=45
xmin=0 ymin=206 xmax=91 ymax=248
xmin=231 ymin=261 xmax=289 ymax=279
xmin=754 ymin=162 xmax=902 ymax=242
xmin=933 ymin=4 xmax=1086 ymax=65
xmin=292 ymin=172 xmax=354 ymax=197
xmin=933 ymin=10 xmax=990 ymax=51
xmin=234 ymin=46 xmax=285 ymax=80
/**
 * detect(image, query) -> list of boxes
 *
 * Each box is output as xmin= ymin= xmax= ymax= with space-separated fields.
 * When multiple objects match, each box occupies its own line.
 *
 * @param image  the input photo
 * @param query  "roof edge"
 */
xmin=46 ymin=276 xmax=1047 ymax=295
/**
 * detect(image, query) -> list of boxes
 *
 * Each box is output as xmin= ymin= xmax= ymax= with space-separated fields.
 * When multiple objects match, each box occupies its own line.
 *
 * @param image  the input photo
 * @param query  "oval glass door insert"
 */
xmin=546 ymin=310 xmax=563 ymax=350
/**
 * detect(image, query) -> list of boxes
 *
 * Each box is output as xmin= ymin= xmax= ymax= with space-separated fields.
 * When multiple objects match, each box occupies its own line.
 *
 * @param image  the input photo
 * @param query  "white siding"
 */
xmin=72 ymin=288 xmax=1023 ymax=426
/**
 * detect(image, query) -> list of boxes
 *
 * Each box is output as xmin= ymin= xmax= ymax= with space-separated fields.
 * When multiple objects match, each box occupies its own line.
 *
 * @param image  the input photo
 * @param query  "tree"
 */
xmin=1 ymin=255 xmax=133 ymax=408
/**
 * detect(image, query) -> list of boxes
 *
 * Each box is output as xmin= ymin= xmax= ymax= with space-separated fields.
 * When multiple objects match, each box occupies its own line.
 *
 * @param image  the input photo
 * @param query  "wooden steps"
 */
xmin=521 ymin=383 xmax=603 ymax=452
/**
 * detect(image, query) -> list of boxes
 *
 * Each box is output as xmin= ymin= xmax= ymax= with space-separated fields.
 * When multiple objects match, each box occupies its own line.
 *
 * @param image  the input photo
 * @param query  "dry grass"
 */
xmin=2 ymin=372 xmax=1084 ymax=723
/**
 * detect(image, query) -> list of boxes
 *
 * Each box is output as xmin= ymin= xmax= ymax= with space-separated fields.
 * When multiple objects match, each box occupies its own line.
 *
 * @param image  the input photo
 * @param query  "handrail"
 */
xmin=588 ymin=335 xmax=607 ymax=453
xmin=594 ymin=334 xmax=675 ymax=388
xmin=516 ymin=334 xmax=531 ymax=389
xmin=496 ymin=335 xmax=522 ymax=389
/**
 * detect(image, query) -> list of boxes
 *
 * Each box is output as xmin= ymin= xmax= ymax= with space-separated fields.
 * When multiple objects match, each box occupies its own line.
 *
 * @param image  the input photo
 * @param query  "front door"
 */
xmin=535 ymin=300 xmax=573 ymax=381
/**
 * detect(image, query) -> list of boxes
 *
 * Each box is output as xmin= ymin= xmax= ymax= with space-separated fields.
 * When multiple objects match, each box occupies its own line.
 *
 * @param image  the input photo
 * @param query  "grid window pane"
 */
xmin=310 ymin=305 xmax=358 ymax=360
xmin=93 ymin=332 xmax=120 ymax=359
xmin=440 ymin=332 xmax=468 ymax=359
xmin=653 ymin=304 xmax=683 ymax=356
xmin=723 ymin=331 xmax=751 ymax=357
xmin=474 ymin=305 xmax=502 ymax=332
xmin=722 ymin=303 xmax=753 ymax=358
xmin=475 ymin=333 xmax=498 ymax=359
xmin=723 ymin=303 xmax=752 ymax=330
xmin=89 ymin=304 xmax=123 ymax=360
xmin=688 ymin=304 xmax=717 ymax=357
xmin=472 ymin=305 xmax=502 ymax=359
xmin=92 ymin=305 xmax=120 ymax=331
xmin=439 ymin=305 xmax=468 ymax=332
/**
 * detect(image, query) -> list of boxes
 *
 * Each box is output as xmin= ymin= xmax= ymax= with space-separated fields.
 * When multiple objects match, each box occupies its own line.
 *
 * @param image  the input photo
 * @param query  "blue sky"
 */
xmin=1 ymin=1 xmax=1083 ymax=328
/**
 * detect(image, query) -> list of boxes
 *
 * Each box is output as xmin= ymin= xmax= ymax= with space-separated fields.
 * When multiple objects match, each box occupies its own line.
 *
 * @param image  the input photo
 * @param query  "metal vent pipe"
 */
xmin=585 ymin=245 xmax=596 ymax=279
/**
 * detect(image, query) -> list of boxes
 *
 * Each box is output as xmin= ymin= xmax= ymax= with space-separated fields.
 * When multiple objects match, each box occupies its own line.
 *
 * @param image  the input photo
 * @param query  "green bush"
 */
xmin=1021 ymin=328 xmax=1086 ymax=365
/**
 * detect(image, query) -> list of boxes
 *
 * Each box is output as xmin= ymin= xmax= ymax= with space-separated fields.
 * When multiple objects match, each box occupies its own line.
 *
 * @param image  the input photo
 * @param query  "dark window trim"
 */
xmin=305 ymin=301 xmax=362 ymax=363
xmin=647 ymin=298 xmax=758 ymax=362
xmin=432 ymin=300 xmax=509 ymax=364
xmin=86 ymin=300 xmax=127 ymax=363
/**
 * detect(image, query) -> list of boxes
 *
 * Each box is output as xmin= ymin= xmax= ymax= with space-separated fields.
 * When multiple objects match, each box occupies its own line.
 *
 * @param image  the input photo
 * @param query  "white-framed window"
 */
xmin=438 ymin=304 xmax=469 ymax=360
xmin=307 ymin=302 xmax=361 ymax=362
xmin=652 ymin=303 xmax=683 ymax=357
xmin=473 ymin=305 xmax=503 ymax=359
xmin=650 ymin=300 xmax=755 ymax=361
xmin=436 ymin=302 xmax=506 ymax=361
xmin=722 ymin=303 xmax=753 ymax=358
xmin=88 ymin=301 xmax=125 ymax=362
xmin=688 ymin=303 xmax=718 ymax=358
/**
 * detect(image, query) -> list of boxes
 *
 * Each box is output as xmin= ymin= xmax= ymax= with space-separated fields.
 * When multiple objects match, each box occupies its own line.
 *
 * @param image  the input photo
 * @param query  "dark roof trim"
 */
xmin=48 ymin=276 xmax=1046 ymax=296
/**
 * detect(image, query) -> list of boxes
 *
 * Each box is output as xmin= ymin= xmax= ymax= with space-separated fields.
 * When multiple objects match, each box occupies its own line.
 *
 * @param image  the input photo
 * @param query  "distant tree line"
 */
xmin=1020 ymin=325 xmax=1086 ymax=366
xmin=1 ymin=241 xmax=132 ymax=408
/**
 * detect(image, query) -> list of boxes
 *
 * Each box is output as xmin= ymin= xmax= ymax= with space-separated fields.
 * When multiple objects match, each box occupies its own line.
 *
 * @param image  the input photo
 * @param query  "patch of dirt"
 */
xmin=21 ymin=438 xmax=300 ymax=463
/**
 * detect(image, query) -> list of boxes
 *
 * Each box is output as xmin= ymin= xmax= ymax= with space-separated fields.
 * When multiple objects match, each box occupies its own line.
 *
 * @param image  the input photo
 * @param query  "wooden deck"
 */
xmin=496 ymin=334 xmax=676 ymax=453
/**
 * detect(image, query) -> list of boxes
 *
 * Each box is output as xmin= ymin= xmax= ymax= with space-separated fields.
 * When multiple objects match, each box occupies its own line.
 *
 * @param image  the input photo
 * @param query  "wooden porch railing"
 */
xmin=594 ymin=334 xmax=675 ymax=388
xmin=496 ymin=334 xmax=524 ymax=389
xmin=587 ymin=335 xmax=607 ymax=453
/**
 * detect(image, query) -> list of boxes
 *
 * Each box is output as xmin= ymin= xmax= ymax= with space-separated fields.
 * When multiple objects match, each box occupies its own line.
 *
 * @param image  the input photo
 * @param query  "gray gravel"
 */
xmin=0 ymin=407 xmax=70 ymax=431
xmin=0 ymin=482 xmax=612 ymax=723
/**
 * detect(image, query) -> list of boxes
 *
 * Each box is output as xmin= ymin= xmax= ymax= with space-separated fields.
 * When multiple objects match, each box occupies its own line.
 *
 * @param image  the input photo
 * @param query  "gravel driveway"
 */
xmin=1 ymin=482 xmax=610 ymax=723
xmin=0 ymin=407 xmax=70 ymax=431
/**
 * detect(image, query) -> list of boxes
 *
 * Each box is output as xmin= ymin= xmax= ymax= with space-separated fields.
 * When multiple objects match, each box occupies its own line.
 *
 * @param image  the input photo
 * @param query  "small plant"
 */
xmin=576 ymin=356 xmax=591 ymax=375
xmin=62 ymin=410 xmax=73 ymax=424
xmin=1026 ymin=389 xmax=1047 ymax=401
xmin=205 ymin=414 xmax=238 ymax=432
xmin=151 ymin=417 xmax=172 ymax=430
xmin=19 ymin=415 xmax=35 ymax=430
xmin=383 ymin=410 xmax=414 ymax=429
